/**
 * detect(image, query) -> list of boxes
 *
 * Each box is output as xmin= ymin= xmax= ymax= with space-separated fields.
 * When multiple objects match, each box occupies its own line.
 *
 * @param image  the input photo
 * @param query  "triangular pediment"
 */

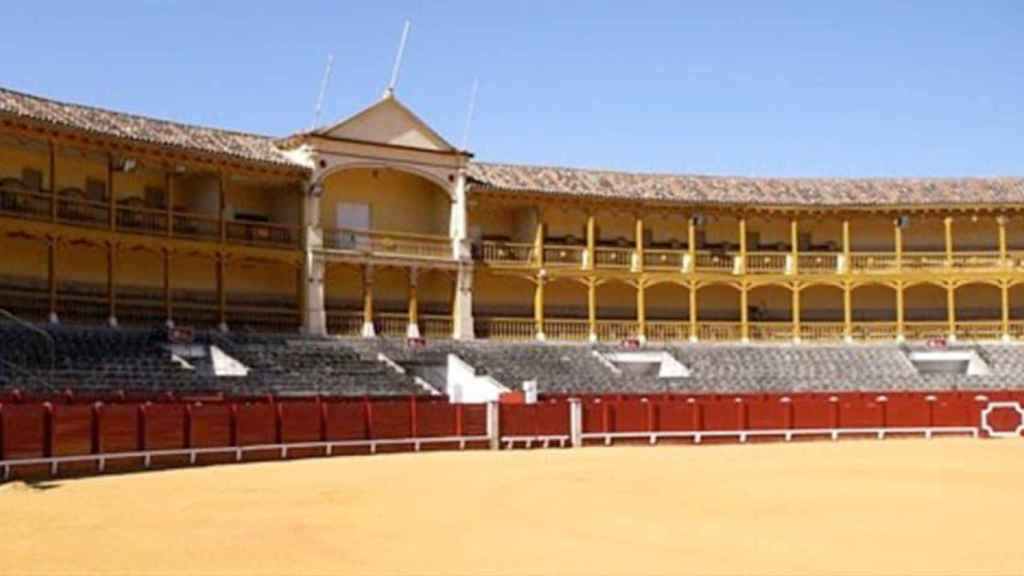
xmin=316 ymin=96 xmax=456 ymax=152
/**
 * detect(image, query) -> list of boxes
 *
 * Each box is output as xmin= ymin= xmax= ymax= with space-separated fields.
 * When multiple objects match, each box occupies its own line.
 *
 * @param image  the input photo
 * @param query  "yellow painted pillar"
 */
xmin=587 ymin=279 xmax=597 ymax=342
xmin=687 ymin=215 xmax=697 ymax=273
xmin=534 ymin=277 xmax=545 ymax=340
xmin=407 ymin=268 xmax=420 ymax=338
xmin=842 ymin=218 xmax=851 ymax=273
xmin=219 ymin=172 xmax=227 ymax=243
xmin=689 ymin=282 xmax=698 ymax=341
xmin=792 ymin=285 xmax=801 ymax=342
xmin=896 ymin=282 xmax=905 ymax=341
xmin=48 ymin=140 xmax=57 ymax=222
xmin=217 ymin=255 xmax=228 ymax=332
xmin=636 ymin=280 xmax=646 ymax=341
xmin=944 ymin=216 xmax=954 ymax=267
xmin=634 ymin=214 xmax=645 ymax=272
xmin=107 ymin=154 xmax=116 ymax=231
xmin=947 ymin=283 xmax=957 ymax=339
xmin=533 ymin=211 xmax=545 ymax=267
xmin=166 ymin=173 xmax=175 ymax=237
xmin=162 ymin=249 xmax=173 ymax=326
xmin=790 ymin=218 xmax=799 ymax=275
xmin=585 ymin=212 xmax=596 ymax=271
xmin=47 ymin=237 xmax=58 ymax=323
xmin=738 ymin=216 xmax=748 ymax=274
xmin=740 ymin=284 xmax=749 ymax=342
xmin=361 ymin=265 xmax=375 ymax=338
xmin=894 ymin=218 xmax=903 ymax=272
xmin=106 ymin=242 xmax=117 ymax=326
xmin=1001 ymin=281 xmax=1010 ymax=341
xmin=998 ymin=216 xmax=1007 ymax=266
xmin=843 ymin=283 xmax=853 ymax=342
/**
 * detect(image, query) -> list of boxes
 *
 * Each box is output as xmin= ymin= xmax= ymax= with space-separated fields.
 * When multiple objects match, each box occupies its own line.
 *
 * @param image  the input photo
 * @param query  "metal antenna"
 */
xmin=460 ymin=78 xmax=479 ymax=151
xmin=311 ymin=53 xmax=335 ymax=131
xmin=384 ymin=19 xmax=412 ymax=98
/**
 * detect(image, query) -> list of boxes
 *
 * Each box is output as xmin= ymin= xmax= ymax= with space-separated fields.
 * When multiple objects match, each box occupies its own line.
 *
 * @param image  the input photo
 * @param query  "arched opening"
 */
xmin=226 ymin=258 xmax=299 ymax=333
xmin=953 ymin=282 xmax=1002 ymax=341
xmin=645 ymin=281 xmax=690 ymax=342
xmin=117 ymin=246 xmax=164 ymax=327
xmin=320 ymin=167 xmax=451 ymax=239
xmin=1010 ymin=283 xmax=1024 ymax=322
xmin=800 ymin=284 xmax=843 ymax=322
xmin=850 ymin=283 xmax=897 ymax=341
xmin=595 ymin=280 xmax=637 ymax=341
xmin=696 ymin=283 xmax=741 ymax=341
xmin=748 ymin=284 xmax=793 ymax=341
xmin=417 ymin=269 xmax=455 ymax=338
xmin=324 ymin=263 xmax=363 ymax=336
xmin=170 ymin=252 xmax=218 ymax=329
xmin=542 ymin=278 xmax=587 ymax=341
xmin=472 ymin=270 xmax=533 ymax=340
xmin=904 ymin=283 xmax=947 ymax=322
xmin=0 ymin=234 xmax=49 ymax=321
xmin=370 ymin=266 xmax=413 ymax=337
xmin=954 ymin=214 xmax=998 ymax=251
xmin=57 ymin=240 xmax=108 ymax=325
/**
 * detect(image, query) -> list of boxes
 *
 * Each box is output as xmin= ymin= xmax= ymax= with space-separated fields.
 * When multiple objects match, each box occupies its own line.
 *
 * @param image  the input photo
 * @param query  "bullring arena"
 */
xmin=5 ymin=32 xmax=1024 ymax=574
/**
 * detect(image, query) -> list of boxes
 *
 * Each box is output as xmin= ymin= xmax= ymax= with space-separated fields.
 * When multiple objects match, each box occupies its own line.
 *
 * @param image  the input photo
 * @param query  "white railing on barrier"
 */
xmin=581 ymin=426 xmax=979 ymax=446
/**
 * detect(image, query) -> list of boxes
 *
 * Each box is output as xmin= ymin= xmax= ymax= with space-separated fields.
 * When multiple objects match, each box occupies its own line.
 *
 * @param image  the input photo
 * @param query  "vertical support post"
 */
xmin=361 ymin=265 xmax=375 ymax=338
xmin=740 ymin=284 xmax=749 ymax=343
xmin=738 ymin=215 xmax=747 ymax=274
xmin=296 ymin=264 xmax=306 ymax=334
xmin=48 ymin=140 xmax=57 ymax=222
xmin=569 ymin=398 xmax=583 ymax=448
xmin=689 ymin=282 xmax=698 ymax=342
xmin=218 ymin=172 xmax=227 ymax=243
xmin=106 ymin=242 xmax=117 ymax=327
xmin=217 ymin=254 xmax=228 ymax=332
xmin=633 ymin=214 xmax=644 ymax=272
xmin=947 ymin=283 xmax=957 ymax=341
xmin=944 ymin=216 xmax=954 ymax=268
xmin=842 ymin=218 xmax=851 ymax=273
xmin=533 ymin=210 xmax=544 ymax=267
xmin=107 ymin=154 xmax=116 ymax=231
xmin=166 ymin=172 xmax=175 ymax=237
xmin=163 ymin=248 xmax=173 ymax=327
xmin=486 ymin=401 xmax=500 ymax=450
xmin=48 ymin=236 xmax=59 ymax=323
xmin=585 ymin=212 xmax=596 ymax=271
xmin=534 ymin=276 xmax=545 ymax=341
xmin=636 ymin=280 xmax=646 ymax=342
xmin=896 ymin=282 xmax=905 ymax=342
xmin=687 ymin=215 xmax=697 ymax=273
xmin=790 ymin=217 xmax=799 ymax=275
xmin=406 ymin=267 xmax=420 ymax=339
xmin=998 ymin=215 xmax=1008 ymax=267
xmin=843 ymin=283 xmax=853 ymax=343
xmin=894 ymin=218 xmax=903 ymax=272
xmin=587 ymin=279 xmax=597 ymax=342
xmin=792 ymin=285 xmax=801 ymax=343
xmin=452 ymin=266 xmax=474 ymax=340
xmin=1001 ymin=281 xmax=1011 ymax=341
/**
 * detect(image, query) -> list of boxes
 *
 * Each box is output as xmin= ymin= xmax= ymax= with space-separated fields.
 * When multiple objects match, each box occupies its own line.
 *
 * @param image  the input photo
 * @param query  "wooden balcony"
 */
xmin=593 ymin=246 xmax=633 ymax=269
xmin=0 ymin=182 xmax=299 ymax=249
xmin=477 ymin=241 xmax=534 ymax=265
xmin=322 ymin=227 xmax=453 ymax=261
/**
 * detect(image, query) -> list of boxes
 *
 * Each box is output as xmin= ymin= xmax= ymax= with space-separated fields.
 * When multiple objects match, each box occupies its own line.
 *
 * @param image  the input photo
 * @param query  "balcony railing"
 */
xmin=798 ymin=322 xmax=846 ymax=342
xmin=594 ymin=320 xmax=639 ymax=341
xmin=745 ymin=253 xmax=788 ymax=274
xmin=695 ymin=251 xmax=736 ymax=273
xmin=748 ymin=322 xmax=794 ymax=342
xmin=698 ymin=322 xmax=743 ymax=342
xmin=594 ymin=247 xmax=633 ymax=269
xmin=902 ymin=321 xmax=950 ymax=341
xmin=954 ymin=321 xmax=1003 ymax=341
xmin=116 ymin=205 xmax=168 ymax=235
xmin=478 ymin=241 xmax=534 ymax=265
xmin=644 ymin=250 xmax=687 ymax=271
xmin=646 ymin=320 xmax=690 ymax=342
xmin=226 ymin=220 xmax=298 ymax=248
xmin=57 ymin=196 xmax=108 ymax=228
xmin=173 ymin=212 xmax=221 ymax=242
xmin=0 ymin=184 xmax=52 ymax=221
xmin=543 ymin=318 xmax=590 ymax=341
xmin=323 ymin=228 xmax=453 ymax=260
xmin=798 ymin=253 xmax=841 ymax=274
xmin=474 ymin=316 xmax=536 ymax=341
xmin=543 ymin=245 xmax=585 ymax=267
xmin=849 ymin=253 xmax=900 ymax=273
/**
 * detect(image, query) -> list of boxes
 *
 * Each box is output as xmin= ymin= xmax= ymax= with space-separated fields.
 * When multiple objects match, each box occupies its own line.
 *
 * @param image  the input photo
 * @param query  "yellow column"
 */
xmin=162 ymin=249 xmax=173 ymax=326
xmin=944 ymin=216 xmax=954 ymax=267
xmin=843 ymin=283 xmax=853 ymax=342
xmin=217 ymin=254 xmax=228 ymax=331
xmin=48 ymin=140 xmax=57 ymax=222
xmin=687 ymin=215 xmax=697 ymax=273
xmin=107 ymin=155 xmax=116 ymax=231
xmin=998 ymin=216 xmax=1007 ymax=266
xmin=361 ymin=265 xmax=375 ymax=337
xmin=1001 ymin=281 xmax=1010 ymax=341
xmin=894 ymin=217 xmax=903 ymax=272
xmin=165 ymin=173 xmax=175 ymax=237
xmin=407 ymin=268 xmax=420 ymax=338
xmin=106 ymin=242 xmax=117 ymax=326
xmin=790 ymin=218 xmax=799 ymax=275
xmin=689 ymin=282 xmax=698 ymax=342
xmin=585 ymin=212 xmax=596 ymax=271
xmin=636 ymin=280 xmax=646 ymax=341
xmin=533 ymin=211 xmax=545 ymax=267
xmin=219 ymin=172 xmax=227 ymax=243
xmin=947 ymin=283 xmax=956 ymax=339
xmin=842 ymin=218 xmax=851 ymax=273
xmin=47 ymin=236 xmax=58 ymax=323
xmin=587 ymin=279 xmax=597 ymax=342
xmin=534 ymin=276 xmax=545 ymax=340
xmin=634 ymin=214 xmax=644 ymax=272
xmin=792 ymin=285 xmax=801 ymax=342
xmin=896 ymin=282 xmax=905 ymax=341
xmin=738 ymin=216 xmax=747 ymax=274
xmin=740 ymin=284 xmax=749 ymax=342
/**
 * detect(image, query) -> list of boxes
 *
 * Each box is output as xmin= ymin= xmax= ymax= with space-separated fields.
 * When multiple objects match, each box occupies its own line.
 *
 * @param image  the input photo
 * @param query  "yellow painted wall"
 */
xmin=54 ymin=147 xmax=108 ymax=194
xmin=226 ymin=260 xmax=296 ymax=298
xmin=325 ymin=264 xmax=363 ymax=308
xmin=851 ymin=284 xmax=896 ymax=321
xmin=748 ymin=285 xmax=792 ymax=320
xmin=0 ymin=138 xmax=50 ymax=186
xmin=473 ymin=270 xmax=533 ymax=316
xmin=321 ymin=168 xmax=450 ymax=235
xmin=903 ymin=284 xmax=947 ymax=320
xmin=696 ymin=284 xmax=741 ymax=320
xmin=595 ymin=281 xmax=636 ymax=319
xmin=116 ymin=249 xmax=162 ymax=289
xmin=801 ymin=286 xmax=844 ymax=320
xmin=418 ymin=270 xmax=453 ymax=311
xmin=954 ymin=283 xmax=1000 ymax=319
xmin=647 ymin=282 xmax=689 ymax=319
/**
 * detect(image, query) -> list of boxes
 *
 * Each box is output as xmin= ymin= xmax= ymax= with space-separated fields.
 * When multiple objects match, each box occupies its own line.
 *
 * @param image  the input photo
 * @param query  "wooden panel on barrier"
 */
xmin=655 ymin=402 xmax=699 ymax=432
xmin=700 ymin=401 xmax=742 ymax=432
xmin=50 ymin=403 xmax=96 ymax=476
xmin=415 ymin=403 xmax=458 ymax=438
xmin=1 ymin=403 xmax=48 ymax=478
xmin=278 ymin=401 xmax=323 ymax=458
xmin=931 ymin=399 xmax=975 ymax=429
xmin=234 ymin=403 xmax=278 ymax=461
xmin=460 ymin=404 xmax=488 ymax=437
xmin=838 ymin=400 xmax=884 ymax=430
xmin=791 ymin=400 xmax=832 ymax=430
xmin=610 ymin=402 xmax=648 ymax=433
xmin=746 ymin=401 xmax=789 ymax=431
xmin=142 ymin=403 xmax=187 ymax=467
xmin=188 ymin=404 xmax=233 ymax=464
xmin=582 ymin=402 xmax=607 ymax=435
xmin=883 ymin=399 xmax=931 ymax=428
xmin=369 ymin=401 xmax=413 ymax=449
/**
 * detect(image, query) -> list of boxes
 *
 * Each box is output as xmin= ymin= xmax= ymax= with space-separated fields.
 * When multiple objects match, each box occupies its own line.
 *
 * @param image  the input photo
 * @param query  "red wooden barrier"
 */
xmin=234 ymin=402 xmax=278 ymax=462
xmin=324 ymin=402 xmax=369 ymax=441
xmin=700 ymin=401 xmax=741 ymax=431
xmin=50 ymin=404 xmax=94 ymax=457
xmin=141 ymin=403 xmax=187 ymax=467
xmin=610 ymin=401 xmax=648 ymax=433
xmin=838 ymin=399 xmax=884 ymax=429
xmin=460 ymin=404 xmax=488 ymax=437
xmin=884 ymin=398 xmax=931 ymax=428
xmin=370 ymin=401 xmax=414 ymax=440
xmin=1 ymin=403 xmax=47 ymax=460
xmin=746 ymin=401 xmax=789 ymax=430
xmin=416 ymin=403 xmax=458 ymax=438
xmin=655 ymin=402 xmax=699 ymax=432
xmin=791 ymin=399 xmax=832 ymax=430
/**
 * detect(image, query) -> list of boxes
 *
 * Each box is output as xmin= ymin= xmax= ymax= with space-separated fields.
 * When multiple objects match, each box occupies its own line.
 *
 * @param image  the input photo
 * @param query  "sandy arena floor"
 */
xmin=2 ymin=438 xmax=1023 ymax=575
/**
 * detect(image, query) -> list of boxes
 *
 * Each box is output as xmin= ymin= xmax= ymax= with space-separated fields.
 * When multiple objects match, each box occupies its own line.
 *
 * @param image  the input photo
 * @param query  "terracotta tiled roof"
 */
xmin=467 ymin=162 xmax=1024 ymax=207
xmin=0 ymin=86 xmax=305 ymax=170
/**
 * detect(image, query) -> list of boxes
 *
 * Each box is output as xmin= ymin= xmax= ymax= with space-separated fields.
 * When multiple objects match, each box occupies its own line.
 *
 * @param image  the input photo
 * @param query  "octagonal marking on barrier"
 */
xmin=981 ymin=402 xmax=1024 ymax=438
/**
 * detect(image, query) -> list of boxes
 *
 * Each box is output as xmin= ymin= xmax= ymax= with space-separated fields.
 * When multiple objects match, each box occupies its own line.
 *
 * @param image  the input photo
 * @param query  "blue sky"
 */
xmin=2 ymin=1 xmax=1022 ymax=177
